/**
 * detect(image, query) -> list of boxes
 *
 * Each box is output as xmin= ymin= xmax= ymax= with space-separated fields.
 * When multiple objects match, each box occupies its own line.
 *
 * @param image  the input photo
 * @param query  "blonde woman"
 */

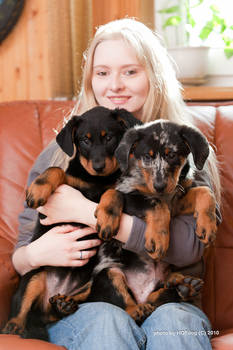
xmin=13 ymin=19 xmax=221 ymax=350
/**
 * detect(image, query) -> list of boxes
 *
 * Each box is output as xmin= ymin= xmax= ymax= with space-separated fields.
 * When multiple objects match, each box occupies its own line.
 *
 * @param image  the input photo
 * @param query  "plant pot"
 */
xmin=168 ymin=46 xmax=210 ymax=85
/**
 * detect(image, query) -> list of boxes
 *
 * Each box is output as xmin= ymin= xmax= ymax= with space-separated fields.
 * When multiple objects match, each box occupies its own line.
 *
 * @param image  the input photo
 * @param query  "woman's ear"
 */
xmin=180 ymin=125 xmax=210 ymax=170
xmin=115 ymin=128 xmax=139 ymax=173
xmin=56 ymin=116 xmax=80 ymax=157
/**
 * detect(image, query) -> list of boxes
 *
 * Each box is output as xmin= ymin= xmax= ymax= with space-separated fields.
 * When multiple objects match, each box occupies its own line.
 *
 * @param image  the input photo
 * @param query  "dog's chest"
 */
xmin=123 ymin=258 xmax=169 ymax=304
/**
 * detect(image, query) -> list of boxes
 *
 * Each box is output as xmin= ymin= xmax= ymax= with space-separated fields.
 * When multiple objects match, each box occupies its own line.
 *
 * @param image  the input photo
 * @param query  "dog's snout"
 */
xmin=153 ymin=181 xmax=166 ymax=193
xmin=92 ymin=160 xmax=105 ymax=173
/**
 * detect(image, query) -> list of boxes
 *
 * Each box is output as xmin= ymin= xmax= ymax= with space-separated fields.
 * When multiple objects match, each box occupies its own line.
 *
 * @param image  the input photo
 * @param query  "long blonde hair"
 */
xmin=52 ymin=18 xmax=221 ymax=205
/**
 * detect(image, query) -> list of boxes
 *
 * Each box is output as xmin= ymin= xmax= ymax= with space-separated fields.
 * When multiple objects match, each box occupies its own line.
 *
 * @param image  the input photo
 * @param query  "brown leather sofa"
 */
xmin=0 ymin=100 xmax=233 ymax=350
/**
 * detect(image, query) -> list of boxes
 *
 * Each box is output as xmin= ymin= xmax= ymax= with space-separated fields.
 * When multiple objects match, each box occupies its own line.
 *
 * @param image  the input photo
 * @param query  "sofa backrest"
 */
xmin=0 ymin=101 xmax=75 ymax=245
xmin=0 ymin=100 xmax=233 ymax=332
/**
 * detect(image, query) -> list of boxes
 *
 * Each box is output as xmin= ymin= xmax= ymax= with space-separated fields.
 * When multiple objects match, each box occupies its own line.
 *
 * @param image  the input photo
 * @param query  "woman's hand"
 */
xmin=26 ymin=225 xmax=101 ymax=269
xmin=37 ymin=184 xmax=97 ymax=228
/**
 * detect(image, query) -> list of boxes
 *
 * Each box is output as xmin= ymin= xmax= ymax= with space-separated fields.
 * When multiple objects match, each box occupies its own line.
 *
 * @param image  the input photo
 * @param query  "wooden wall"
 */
xmin=0 ymin=0 xmax=73 ymax=102
xmin=0 ymin=0 xmax=154 ymax=103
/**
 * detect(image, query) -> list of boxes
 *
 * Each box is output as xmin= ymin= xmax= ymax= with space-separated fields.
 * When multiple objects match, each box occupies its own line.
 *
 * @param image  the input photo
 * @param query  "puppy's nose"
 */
xmin=154 ymin=182 xmax=166 ymax=193
xmin=93 ymin=161 xmax=105 ymax=173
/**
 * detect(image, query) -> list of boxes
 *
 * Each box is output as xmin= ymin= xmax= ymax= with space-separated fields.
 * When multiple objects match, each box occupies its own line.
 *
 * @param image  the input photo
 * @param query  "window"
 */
xmin=155 ymin=0 xmax=233 ymax=83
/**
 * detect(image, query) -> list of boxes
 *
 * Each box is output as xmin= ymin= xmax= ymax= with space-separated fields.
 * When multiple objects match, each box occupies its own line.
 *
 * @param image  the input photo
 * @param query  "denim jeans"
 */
xmin=48 ymin=302 xmax=212 ymax=350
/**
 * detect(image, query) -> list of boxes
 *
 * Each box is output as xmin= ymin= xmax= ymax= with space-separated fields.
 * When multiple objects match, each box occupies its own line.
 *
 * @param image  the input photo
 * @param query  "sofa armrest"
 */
xmin=0 ymin=237 xmax=19 ymax=328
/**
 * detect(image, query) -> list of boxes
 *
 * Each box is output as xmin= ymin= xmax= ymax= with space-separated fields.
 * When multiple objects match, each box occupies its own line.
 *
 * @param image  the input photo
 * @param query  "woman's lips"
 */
xmin=108 ymin=96 xmax=131 ymax=105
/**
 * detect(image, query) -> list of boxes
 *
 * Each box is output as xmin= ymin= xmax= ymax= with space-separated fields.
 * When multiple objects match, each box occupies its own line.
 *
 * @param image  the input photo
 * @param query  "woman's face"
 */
xmin=91 ymin=39 xmax=149 ymax=119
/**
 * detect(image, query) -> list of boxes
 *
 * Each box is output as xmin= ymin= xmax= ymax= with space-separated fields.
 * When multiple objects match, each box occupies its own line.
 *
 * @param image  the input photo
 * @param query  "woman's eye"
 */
xmin=97 ymin=71 xmax=107 ymax=76
xmin=125 ymin=69 xmax=136 ymax=76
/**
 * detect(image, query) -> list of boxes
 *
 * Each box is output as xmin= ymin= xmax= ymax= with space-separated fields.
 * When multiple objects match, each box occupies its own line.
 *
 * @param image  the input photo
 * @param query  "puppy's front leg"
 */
xmin=26 ymin=167 xmax=93 ymax=209
xmin=95 ymin=189 xmax=124 ymax=240
xmin=144 ymin=203 xmax=170 ymax=260
xmin=175 ymin=186 xmax=217 ymax=245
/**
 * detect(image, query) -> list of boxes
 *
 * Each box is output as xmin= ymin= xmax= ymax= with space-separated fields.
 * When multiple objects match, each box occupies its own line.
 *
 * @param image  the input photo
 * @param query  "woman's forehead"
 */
xmin=93 ymin=39 xmax=140 ymax=66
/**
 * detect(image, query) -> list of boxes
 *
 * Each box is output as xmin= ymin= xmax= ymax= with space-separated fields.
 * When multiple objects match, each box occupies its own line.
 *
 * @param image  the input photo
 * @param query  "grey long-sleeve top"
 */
xmin=16 ymin=141 xmax=221 ymax=270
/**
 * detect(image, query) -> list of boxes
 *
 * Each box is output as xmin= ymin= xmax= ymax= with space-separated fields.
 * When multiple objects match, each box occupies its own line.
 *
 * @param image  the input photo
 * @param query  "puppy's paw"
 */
xmin=195 ymin=211 xmax=217 ymax=245
xmin=145 ymin=230 xmax=169 ymax=260
xmin=26 ymin=167 xmax=65 ymax=209
xmin=26 ymin=181 xmax=53 ymax=209
xmin=50 ymin=294 xmax=79 ymax=317
xmin=1 ymin=319 xmax=25 ymax=336
xmin=166 ymin=273 xmax=204 ymax=300
xmin=126 ymin=303 xmax=155 ymax=325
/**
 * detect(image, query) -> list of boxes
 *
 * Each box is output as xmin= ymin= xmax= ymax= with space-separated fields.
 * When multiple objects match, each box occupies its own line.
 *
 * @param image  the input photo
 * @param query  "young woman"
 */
xmin=13 ymin=19 xmax=221 ymax=350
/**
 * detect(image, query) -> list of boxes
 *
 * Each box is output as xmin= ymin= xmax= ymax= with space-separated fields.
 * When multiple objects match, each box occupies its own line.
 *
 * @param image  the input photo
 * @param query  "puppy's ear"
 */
xmin=56 ymin=116 xmax=80 ymax=157
xmin=111 ymin=108 xmax=143 ymax=129
xmin=115 ymin=128 xmax=139 ymax=173
xmin=180 ymin=125 xmax=210 ymax=170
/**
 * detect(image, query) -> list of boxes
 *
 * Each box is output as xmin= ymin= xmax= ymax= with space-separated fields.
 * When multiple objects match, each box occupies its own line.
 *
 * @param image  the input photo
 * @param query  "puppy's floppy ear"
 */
xmin=115 ymin=128 xmax=139 ymax=173
xmin=56 ymin=116 xmax=80 ymax=157
xmin=111 ymin=108 xmax=143 ymax=129
xmin=180 ymin=125 xmax=210 ymax=170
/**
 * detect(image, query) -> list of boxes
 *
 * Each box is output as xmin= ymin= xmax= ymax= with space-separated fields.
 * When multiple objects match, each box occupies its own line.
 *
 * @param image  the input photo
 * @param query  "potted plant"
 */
xmin=157 ymin=0 xmax=233 ymax=84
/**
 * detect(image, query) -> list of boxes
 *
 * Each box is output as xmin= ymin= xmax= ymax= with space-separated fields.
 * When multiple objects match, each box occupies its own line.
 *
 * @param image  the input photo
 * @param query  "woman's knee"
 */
xmin=78 ymin=302 xmax=132 ymax=323
xmin=142 ymin=302 xmax=211 ymax=331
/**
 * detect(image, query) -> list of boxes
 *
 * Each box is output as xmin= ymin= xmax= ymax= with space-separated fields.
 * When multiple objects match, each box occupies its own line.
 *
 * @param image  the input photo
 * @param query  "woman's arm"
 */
xmin=13 ymin=225 xmax=101 ymax=275
xmin=38 ymin=184 xmax=216 ymax=268
xmin=13 ymin=142 xmax=101 ymax=276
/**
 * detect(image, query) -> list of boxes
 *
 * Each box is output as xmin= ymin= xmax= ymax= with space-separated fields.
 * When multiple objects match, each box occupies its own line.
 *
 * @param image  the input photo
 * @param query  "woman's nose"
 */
xmin=109 ymin=73 xmax=124 ymax=91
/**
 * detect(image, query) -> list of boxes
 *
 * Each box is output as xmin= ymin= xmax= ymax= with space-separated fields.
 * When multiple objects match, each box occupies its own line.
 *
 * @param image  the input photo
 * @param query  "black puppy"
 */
xmin=2 ymin=106 xmax=141 ymax=340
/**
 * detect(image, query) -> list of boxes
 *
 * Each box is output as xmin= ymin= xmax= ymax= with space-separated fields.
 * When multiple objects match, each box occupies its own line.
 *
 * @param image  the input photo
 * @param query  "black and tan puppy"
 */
xmin=44 ymin=120 xmax=209 ymax=325
xmin=1 ymin=106 xmax=142 ymax=340
xmin=96 ymin=119 xmax=217 ymax=259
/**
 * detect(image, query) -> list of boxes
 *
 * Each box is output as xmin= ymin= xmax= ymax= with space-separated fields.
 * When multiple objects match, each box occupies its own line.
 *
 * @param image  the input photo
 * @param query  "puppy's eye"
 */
xmin=166 ymin=152 xmax=176 ymax=160
xmin=81 ymin=137 xmax=91 ymax=145
xmin=143 ymin=154 xmax=152 ymax=162
xmin=106 ymin=135 xmax=112 ymax=142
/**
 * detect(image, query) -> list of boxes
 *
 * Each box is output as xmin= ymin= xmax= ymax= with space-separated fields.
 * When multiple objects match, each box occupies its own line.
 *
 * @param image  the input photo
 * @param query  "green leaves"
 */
xmin=158 ymin=6 xmax=180 ymax=14
xmin=158 ymin=0 xmax=233 ymax=59
xmin=163 ymin=16 xmax=182 ymax=29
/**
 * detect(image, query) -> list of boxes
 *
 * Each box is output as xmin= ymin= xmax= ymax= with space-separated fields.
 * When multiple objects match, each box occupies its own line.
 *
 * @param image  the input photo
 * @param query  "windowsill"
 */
xmin=182 ymin=75 xmax=233 ymax=101
xmin=183 ymin=86 xmax=233 ymax=101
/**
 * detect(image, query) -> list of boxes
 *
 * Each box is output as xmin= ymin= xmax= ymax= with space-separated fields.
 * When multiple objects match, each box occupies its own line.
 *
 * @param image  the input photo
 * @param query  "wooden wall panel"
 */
xmin=0 ymin=0 xmax=73 ymax=103
xmin=92 ymin=0 xmax=154 ymax=31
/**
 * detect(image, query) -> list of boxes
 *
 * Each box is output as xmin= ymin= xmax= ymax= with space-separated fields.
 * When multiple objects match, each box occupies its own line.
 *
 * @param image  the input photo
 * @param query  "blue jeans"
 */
xmin=48 ymin=302 xmax=212 ymax=350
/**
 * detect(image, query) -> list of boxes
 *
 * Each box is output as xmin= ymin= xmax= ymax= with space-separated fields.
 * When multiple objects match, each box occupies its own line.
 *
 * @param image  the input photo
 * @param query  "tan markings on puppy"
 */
xmin=144 ymin=205 xmax=170 ymax=260
xmin=165 ymin=157 xmax=186 ymax=193
xmin=146 ymin=287 xmax=166 ymax=304
xmin=80 ymin=155 xmax=118 ymax=176
xmin=108 ymin=268 xmax=136 ymax=307
xmin=101 ymin=130 xmax=106 ymax=137
xmin=26 ymin=167 xmax=67 ymax=209
xmin=2 ymin=271 xmax=47 ymax=335
xmin=175 ymin=186 xmax=217 ymax=244
xmin=149 ymin=149 xmax=154 ymax=157
xmin=65 ymin=174 xmax=95 ymax=189
xmin=95 ymin=189 xmax=124 ymax=240
xmin=133 ymin=160 xmax=154 ymax=194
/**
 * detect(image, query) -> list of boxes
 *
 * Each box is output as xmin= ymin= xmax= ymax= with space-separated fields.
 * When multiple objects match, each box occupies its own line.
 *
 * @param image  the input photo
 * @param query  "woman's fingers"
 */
xmin=73 ymin=238 xmax=101 ymax=251
xmin=73 ymin=249 xmax=98 ymax=261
